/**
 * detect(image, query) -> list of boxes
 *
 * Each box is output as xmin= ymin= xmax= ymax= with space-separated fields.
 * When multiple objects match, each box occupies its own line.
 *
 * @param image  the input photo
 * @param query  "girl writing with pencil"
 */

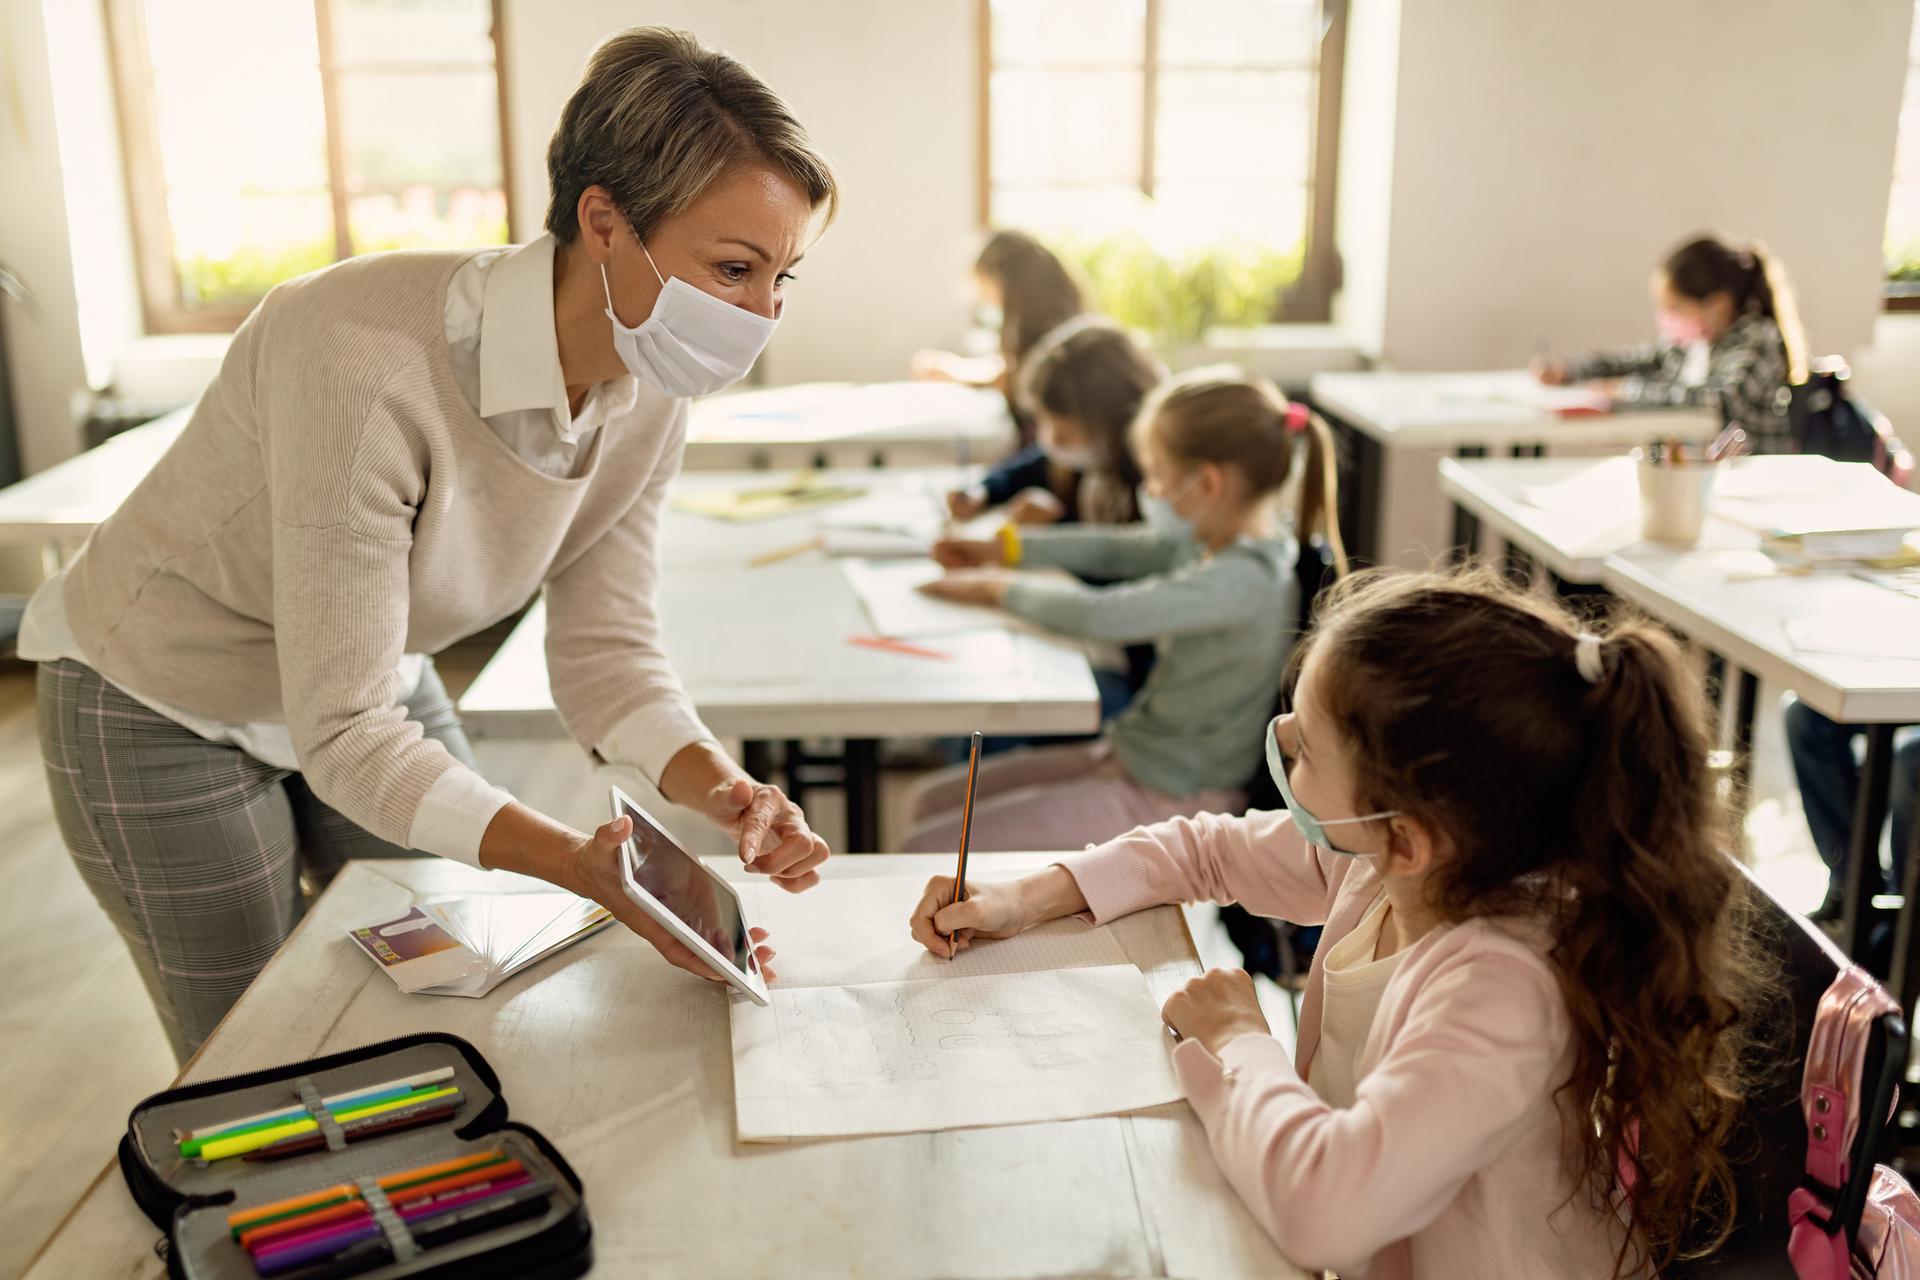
xmin=904 ymin=369 xmax=1344 ymax=853
xmin=908 ymin=569 xmax=1771 ymax=1279
xmin=1533 ymin=234 xmax=1804 ymax=454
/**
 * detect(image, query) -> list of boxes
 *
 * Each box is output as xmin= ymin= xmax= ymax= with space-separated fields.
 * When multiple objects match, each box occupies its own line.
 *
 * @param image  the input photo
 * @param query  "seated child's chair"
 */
xmin=1670 ymin=860 xmax=1914 ymax=1277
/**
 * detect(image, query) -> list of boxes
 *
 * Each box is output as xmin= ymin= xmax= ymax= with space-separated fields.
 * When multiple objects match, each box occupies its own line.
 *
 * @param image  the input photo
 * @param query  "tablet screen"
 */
xmin=616 ymin=797 xmax=755 ymax=976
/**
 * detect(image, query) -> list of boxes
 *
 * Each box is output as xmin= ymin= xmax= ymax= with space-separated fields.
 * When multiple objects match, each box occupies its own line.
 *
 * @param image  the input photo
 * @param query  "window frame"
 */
xmin=975 ymin=0 xmax=1347 ymax=325
xmin=102 ymin=0 xmax=516 ymax=335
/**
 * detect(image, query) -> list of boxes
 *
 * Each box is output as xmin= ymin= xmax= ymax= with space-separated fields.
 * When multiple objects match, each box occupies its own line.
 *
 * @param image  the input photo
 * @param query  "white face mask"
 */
xmin=601 ymin=242 xmax=779 ymax=397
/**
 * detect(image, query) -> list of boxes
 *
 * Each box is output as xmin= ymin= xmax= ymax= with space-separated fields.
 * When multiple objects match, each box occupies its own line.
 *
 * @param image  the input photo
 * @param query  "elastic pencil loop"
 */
xmin=294 ymin=1077 xmax=348 ymax=1153
xmin=354 ymin=1176 xmax=421 ymax=1264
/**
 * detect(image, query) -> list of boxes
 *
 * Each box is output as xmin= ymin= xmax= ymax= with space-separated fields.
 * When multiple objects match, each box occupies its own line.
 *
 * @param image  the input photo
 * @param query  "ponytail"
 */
xmin=1558 ymin=621 xmax=1757 ymax=1270
xmin=1298 ymin=410 xmax=1348 ymax=576
xmin=1752 ymin=241 xmax=1808 ymax=383
xmin=1300 ymin=570 xmax=1775 ymax=1277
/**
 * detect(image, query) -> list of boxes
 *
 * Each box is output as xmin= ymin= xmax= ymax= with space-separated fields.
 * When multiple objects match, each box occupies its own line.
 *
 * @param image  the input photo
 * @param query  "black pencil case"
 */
xmin=115 ymin=1031 xmax=592 ymax=1280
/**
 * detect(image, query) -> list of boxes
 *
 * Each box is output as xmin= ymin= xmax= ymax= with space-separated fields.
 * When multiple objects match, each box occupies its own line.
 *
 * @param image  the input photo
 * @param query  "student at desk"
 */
xmin=1785 ymin=700 xmax=1919 ymax=923
xmin=23 ymin=27 xmax=834 ymax=1063
xmin=909 ymin=571 xmax=1771 ymax=1280
xmin=913 ymin=230 xmax=1086 ymax=519
xmin=907 ymin=371 xmax=1344 ymax=853
xmin=1533 ymin=234 xmax=1803 ymax=453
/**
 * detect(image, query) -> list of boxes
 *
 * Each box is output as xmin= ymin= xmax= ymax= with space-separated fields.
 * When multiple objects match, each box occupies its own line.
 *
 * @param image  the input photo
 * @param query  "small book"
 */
xmin=347 ymin=893 xmax=614 ymax=998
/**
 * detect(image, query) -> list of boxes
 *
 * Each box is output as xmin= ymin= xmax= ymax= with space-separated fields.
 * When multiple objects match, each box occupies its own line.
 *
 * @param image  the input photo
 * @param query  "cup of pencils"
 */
xmin=1634 ymin=427 xmax=1745 ymax=546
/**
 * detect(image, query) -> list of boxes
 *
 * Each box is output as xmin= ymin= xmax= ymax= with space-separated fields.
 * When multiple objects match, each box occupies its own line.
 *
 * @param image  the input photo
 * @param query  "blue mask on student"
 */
xmin=1139 ymin=493 xmax=1193 ymax=539
xmin=1265 ymin=715 xmax=1399 ymax=857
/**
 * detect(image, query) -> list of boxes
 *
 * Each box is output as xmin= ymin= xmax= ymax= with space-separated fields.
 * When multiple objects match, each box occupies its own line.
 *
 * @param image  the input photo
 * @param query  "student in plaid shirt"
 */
xmin=1533 ymin=235 xmax=1803 ymax=454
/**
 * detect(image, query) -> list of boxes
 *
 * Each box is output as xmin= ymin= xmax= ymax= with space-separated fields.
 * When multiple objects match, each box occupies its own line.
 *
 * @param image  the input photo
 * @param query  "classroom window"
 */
xmin=104 ymin=0 xmax=511 ymax=335
xmin=980 ymin=0 xmax=1346 ymax=336
xmin=1886 ymin=0 xmax=1920 ymax=309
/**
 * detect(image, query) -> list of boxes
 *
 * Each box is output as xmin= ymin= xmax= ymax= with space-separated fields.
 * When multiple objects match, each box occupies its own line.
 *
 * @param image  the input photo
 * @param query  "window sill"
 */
xmin=110 ymin=332 xmax=231 ymax=407
xmin=1164 ymin=324 xmax=1368 ymax=387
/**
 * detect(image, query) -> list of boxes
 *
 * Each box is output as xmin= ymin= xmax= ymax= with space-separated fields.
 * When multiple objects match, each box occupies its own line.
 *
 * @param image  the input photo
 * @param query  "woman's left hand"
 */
xmin=703 ymin=778 xmax=830 ymax=892
xmin=1162 ymin=969 xmax=1271 ymax=1057
xmin=917 ymin=571 xmax=1010 ymax=607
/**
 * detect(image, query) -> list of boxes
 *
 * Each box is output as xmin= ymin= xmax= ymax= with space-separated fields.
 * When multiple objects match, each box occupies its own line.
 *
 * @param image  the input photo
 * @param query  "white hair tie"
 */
xmin=1574 ymin=633 xmax=1605 ymax=684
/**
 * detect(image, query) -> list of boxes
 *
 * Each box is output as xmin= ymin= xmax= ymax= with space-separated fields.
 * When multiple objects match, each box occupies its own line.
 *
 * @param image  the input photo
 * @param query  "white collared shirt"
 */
xmin=442 ymin=234 xmax=641 ymax=480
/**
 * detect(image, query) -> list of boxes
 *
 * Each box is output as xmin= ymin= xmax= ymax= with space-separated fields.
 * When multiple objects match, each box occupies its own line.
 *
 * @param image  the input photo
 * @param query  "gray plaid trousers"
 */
xmin=37 ymin=657 xmax=478 ymax=1064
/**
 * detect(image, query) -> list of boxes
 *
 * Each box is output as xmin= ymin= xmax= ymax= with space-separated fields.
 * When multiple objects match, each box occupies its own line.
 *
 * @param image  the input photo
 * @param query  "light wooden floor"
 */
xmin=0 ymin=645 xmax=1826 ymax=1278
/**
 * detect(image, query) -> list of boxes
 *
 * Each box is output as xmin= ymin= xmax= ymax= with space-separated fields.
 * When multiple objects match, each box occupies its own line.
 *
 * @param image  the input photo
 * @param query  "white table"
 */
xmin=1437 ymin=453 xmax=1910 ymax=586
xmin=684 ymin=381 xmax=1014 ymax=471
xmin=0 ymin=381 xmax=1011 ymax=549
xmin=463 ymin=468 xmax=1102 ymax=849
xmin=22 ymin=855 xmax=1303 ymax=1280
xmin=1308 ymin=369 xmax=1717 ymax=562
xmin=0 ymin=407 xmax=188 ymax=548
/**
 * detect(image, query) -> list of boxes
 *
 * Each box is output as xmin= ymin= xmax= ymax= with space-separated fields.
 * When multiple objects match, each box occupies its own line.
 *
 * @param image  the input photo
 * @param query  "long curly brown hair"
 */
xmin=1296 ymin=568 xmax=1773 ymax=1274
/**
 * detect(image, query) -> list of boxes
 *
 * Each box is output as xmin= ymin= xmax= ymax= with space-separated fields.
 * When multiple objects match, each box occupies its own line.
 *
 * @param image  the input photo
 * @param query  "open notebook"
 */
xmin=345 ymin=892 xmax=614 ymax=998
xmin=729 ymin=874 xmax=1184 ymax=1142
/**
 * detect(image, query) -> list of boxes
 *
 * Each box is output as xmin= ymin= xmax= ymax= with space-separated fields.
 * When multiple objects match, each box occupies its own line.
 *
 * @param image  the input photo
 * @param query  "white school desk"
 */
xmin=22 ymin=854 xmax=1304 ymax=1280
xmin=460 ymin=468 xmax=1102 ymax=850
xmin=0 ymin=406 xmax=188 ymax=548
xmin=1436 ymin=453 xmax=1902 ymax=587
xmin=1307 ymin=369 xmax=1716 ymax=563
xmin=0 ymin=380 xmax=1009 ymax=548
xmin=683 ymin=380 xmax=1014 ymax=471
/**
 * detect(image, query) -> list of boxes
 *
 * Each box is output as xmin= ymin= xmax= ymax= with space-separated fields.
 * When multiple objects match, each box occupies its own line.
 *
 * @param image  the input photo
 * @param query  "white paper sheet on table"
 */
xmin=1786 ymin=616 xmax=1920 ymax=663
xmin=841 ymin=558 xmax=1005 ymax=637
xmin=729 ymin=875 xmax=1183 ymax=1142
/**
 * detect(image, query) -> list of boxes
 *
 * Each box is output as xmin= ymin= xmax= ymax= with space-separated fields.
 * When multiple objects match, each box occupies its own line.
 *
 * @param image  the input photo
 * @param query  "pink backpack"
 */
xmin=1787 ymin=966 xmax=1920 ymax=1278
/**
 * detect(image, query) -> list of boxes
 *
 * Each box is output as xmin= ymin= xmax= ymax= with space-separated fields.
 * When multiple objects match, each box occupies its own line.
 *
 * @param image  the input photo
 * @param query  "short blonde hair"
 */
xmin=545 ymin=27 xmax=839 ymax=243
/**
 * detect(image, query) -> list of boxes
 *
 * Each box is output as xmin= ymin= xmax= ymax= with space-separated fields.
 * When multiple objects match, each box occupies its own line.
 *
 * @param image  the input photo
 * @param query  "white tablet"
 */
xmin=609 ymin=786 xmax=770 ymax=1005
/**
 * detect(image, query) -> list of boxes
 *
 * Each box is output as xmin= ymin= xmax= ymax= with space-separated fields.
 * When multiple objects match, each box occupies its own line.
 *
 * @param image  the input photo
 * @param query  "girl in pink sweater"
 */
xmin=908 ymin=569 xmax=1770 ymax=1278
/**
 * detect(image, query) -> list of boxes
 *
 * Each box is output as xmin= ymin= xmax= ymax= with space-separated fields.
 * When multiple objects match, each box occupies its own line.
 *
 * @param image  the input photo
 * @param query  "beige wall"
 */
xmin=1367 ymin=0 xmax=1910 ymax=370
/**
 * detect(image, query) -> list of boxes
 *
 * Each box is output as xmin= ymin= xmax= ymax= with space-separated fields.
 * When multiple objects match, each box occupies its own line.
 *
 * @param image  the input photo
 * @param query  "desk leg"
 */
xmin=1450 ymin=446 xmax=1487 ymax=561
xmin=1842 ymin=725 xmax=1896 ymax=962
xmin=782 ymin=740 xmax=808 ymax=809
xmin=743 ymin=739 xmax=773 ymax=784
xmin=1891 ymin=804 xmax=1920 ymax=1034
xmin=845 ymin=739 xmax=881 ymax=853
xmin=1728 ymin=668 xmax=1758 ymax=812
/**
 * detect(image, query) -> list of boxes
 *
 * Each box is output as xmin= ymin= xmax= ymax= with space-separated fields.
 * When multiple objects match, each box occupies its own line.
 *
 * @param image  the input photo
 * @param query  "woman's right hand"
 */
xmin=908 ymin=875 xmax=1036 ymax=959
xmin=930 ymin=537 xmax=1001 ymax=570
xmin=1531 ymin=357 xmax=1570 ymax=386
xmin=564 ymin=815 xmax=778 ymax=982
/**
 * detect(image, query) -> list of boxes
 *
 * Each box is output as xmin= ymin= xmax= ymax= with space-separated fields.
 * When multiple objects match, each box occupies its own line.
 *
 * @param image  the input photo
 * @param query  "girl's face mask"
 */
xmin=1265 ymin=715 xmax=1399 ymax=857
xmin=1656 ymin=307 xmax=1708 ymax=346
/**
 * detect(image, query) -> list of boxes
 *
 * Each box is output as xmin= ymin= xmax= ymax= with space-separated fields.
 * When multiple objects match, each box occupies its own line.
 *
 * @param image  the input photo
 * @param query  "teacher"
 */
xmin=24 ymin=27 xmax=838 ymax=1063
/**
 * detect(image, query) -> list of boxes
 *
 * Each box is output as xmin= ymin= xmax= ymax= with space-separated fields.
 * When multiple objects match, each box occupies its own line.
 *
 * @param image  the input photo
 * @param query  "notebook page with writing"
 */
xmin=731 ymin=876 xmax=1179 ymax=1141
xmin=732 ymin=965 xmax=1183 ymax=1142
